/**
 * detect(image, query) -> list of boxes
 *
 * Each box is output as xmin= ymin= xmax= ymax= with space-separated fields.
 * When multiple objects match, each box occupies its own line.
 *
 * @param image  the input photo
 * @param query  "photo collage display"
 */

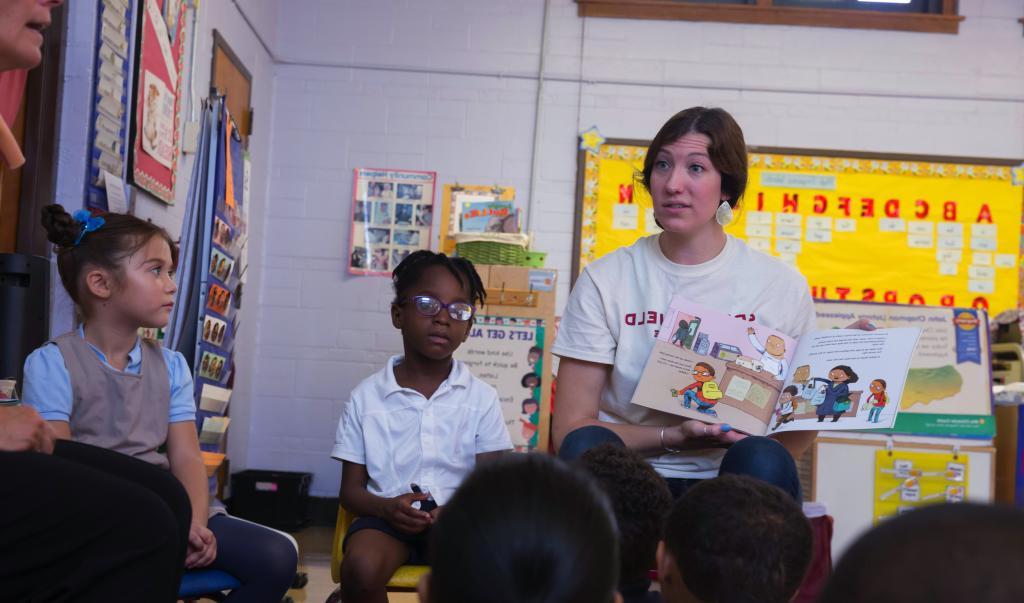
xmin=350 ymin=169 xmax=436 ymax=275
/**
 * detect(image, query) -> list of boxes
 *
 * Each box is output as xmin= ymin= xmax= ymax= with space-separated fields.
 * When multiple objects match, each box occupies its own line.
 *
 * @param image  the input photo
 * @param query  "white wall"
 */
xmin=52 ymin=0 xmax=279 ymax=471
xmin=243 ymin=0 xmax=1024 ymax=496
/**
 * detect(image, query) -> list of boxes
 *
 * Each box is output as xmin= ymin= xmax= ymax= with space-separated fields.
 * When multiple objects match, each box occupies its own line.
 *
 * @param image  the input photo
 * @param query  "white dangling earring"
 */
xmin=715 ymin=200 xmax=733 ymax=226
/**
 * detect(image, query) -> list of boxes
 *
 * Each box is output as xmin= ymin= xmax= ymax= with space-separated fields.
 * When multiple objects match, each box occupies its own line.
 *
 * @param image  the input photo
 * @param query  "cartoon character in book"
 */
xmin=746 ymin=327 xmax=788 ymax=380
xmin=520 ymin=398 xmax=540 ymax=449
xmin=771 ymin=385 xmax=800 ymax=431
xmin=670 ymin=320 xmax=688 ymax=346
xmin=674 ymin=362 xmax=724 ymax=417
xmin=816 ymin=365 xmax=858 ymax=423
xmin=866 ymin=378 xmax=888 ymax=423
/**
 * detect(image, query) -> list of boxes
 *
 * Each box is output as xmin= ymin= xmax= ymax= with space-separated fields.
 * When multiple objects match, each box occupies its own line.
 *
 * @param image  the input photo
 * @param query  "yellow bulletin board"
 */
xmin=574 ymin=140 xmax=1024 ymax=314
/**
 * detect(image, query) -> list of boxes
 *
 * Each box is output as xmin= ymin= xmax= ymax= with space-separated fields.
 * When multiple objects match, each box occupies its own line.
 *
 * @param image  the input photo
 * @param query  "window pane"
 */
xmin=663 ymin=0 xmax=755 ymax=4
xmin=773 ymin=0 xmax=935 ymax=12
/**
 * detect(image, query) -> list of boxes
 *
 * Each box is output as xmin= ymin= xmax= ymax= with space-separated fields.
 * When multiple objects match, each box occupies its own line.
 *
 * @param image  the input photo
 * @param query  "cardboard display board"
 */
xmin=574 ymin=140 xmax=1024 ymax=314
xmin=454 ymin=265 xmax=557 ymax=452
xmin=813 ymin=436 xmax=993 ymax=560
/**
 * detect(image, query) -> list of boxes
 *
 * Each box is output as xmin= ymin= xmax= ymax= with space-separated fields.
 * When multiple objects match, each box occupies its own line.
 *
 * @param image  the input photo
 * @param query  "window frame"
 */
xmin=575 ymin=0 xmax=963 ymax=35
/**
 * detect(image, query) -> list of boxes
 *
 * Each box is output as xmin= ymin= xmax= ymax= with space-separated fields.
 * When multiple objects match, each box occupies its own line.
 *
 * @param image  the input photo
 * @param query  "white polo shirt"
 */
xmin=332 ymin=355 xmax=513 ymax=505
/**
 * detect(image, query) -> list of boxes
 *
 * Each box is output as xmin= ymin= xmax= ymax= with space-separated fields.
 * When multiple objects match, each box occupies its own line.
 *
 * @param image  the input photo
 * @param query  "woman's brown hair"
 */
xmin=641 ymin=107 xmax=748 ymax=209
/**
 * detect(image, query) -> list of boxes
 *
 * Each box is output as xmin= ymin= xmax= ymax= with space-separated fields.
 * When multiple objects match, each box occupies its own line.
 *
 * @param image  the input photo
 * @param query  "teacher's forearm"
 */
xmin=556 ymin=415 xmax=719 ymax=458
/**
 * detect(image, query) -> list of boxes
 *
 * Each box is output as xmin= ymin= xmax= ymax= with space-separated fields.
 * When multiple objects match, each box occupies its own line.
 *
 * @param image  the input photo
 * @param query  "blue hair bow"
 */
xmin=72 ymin=209 xmax=105 ymax=246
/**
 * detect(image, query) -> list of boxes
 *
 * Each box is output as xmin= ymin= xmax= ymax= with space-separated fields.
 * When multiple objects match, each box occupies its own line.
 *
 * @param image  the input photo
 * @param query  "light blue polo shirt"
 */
xmin=22 ymin=326 xmax=196 ymax=423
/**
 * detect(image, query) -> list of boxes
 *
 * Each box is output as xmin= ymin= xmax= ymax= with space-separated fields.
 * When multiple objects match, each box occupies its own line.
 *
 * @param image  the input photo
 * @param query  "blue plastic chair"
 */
xmin=179 ymin=569 xmax=241 ymax=601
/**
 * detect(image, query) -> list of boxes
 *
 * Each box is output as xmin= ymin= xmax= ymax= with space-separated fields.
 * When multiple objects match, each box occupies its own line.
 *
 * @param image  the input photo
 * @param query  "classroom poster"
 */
xmin=437 ymin=184 xmax=517 ymax=256
xmin=454 ymin=316 xmax=545 ymax=452
xmin=349 ymin=168 xmax=437 ymax=276
xmin=129 ymin=0 xmax=186 ymax=203
xmin=576 ymin=141 xmax=1023 ymax=315
xmin=85 ymin=0 xmax=134 ymax=211
xmin=816 ymin=301 xmax=995 ymax=438
xmin=873 ymin=449 xmax=968 ymax=524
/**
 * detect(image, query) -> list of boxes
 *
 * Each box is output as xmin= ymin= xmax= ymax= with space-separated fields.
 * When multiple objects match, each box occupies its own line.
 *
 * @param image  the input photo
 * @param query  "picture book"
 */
xmin=630 ymin=296 xmax=921 ymax=436
xmin=459 ymin=200 xmax=518 ymax=233
xmin=815 ymin=301 xmax=994 ymax=438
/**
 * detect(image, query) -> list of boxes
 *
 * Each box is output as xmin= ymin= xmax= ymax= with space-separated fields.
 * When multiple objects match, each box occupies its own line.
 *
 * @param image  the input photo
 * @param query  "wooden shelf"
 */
xmin=577 ymin=0 xmax=964 ymax=34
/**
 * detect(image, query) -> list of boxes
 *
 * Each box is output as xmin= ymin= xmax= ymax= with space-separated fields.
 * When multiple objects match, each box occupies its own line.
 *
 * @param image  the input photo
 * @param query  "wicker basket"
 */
xmin=454 ymin=233 xmax=530 ymax=266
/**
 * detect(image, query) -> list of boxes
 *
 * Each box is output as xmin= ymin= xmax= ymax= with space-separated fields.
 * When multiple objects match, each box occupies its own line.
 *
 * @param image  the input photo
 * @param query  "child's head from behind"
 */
xmin=821 ymin=503 xmax=1024 ymax=603
xmin=391 ymin=251 xmax=485 ymax=362
xmin=422 ymin=454 xmax=621 ymax=603
xmin=659 ymin=474 xmax=812 ymax=603
xmin=41 ymin=204 xmax=178 ymax=326
xmin=578 ymin=443 xmax=672 ymax=586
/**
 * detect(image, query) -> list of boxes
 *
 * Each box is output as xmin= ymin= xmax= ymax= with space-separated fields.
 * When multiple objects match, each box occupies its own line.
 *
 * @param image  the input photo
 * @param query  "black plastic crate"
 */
xmin=229 ymin=470 xmax=311 ymax=530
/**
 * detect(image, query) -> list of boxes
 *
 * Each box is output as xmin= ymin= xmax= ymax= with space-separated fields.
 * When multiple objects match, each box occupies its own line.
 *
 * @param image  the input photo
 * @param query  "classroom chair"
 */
xmin=179 ymin=568 xmax=240 ymax=601
xmin=792 ymin=502 xmax=834 ymax=603
xmin=330 ymin=505 xmax=429 ymax=592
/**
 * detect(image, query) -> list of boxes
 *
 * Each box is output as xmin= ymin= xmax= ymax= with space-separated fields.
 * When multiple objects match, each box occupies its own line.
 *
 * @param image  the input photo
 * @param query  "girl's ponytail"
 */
xmin=40 ymin=204 xmax=78 ymax=249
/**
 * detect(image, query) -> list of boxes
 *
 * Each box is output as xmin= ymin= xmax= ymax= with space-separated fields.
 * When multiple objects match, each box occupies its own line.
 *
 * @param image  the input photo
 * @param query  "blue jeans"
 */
xmin=682 ymin=390 xmax=698 ymax=408
xmin=868 ymin=406 xmax=882 ymax=422
xmin=558 ymin=425 xmax=802 ymax=502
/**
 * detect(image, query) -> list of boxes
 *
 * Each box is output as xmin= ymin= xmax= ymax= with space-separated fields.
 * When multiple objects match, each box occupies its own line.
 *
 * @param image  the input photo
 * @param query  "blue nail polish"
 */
xmin=721 ymin=424 xmax=732 ymax=432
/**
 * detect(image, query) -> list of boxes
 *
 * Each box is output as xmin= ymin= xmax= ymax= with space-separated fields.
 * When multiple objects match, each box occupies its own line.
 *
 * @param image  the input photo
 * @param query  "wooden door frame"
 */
xmin=17 ymin=1 xmax=66 ymax=257
xmin=210 ymin=29 xmax=253 ymax=144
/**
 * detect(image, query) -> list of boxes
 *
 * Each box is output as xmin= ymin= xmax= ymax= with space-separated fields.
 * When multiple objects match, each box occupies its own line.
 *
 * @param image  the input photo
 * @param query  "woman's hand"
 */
xmin=185 ymin=523 xmax=217 ymax=568
xmin=385 ymin=493 xmax=432 ymax=535
xmin=664 ymin=420 xmax=746 ymax=451
xmin=0 ymin=406 xmax=55 ymax=453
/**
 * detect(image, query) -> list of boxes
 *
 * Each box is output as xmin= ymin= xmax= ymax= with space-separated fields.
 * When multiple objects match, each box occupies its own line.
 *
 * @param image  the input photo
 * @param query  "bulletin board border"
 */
xmin=573 ymin=138 xmax=1023 ymax=286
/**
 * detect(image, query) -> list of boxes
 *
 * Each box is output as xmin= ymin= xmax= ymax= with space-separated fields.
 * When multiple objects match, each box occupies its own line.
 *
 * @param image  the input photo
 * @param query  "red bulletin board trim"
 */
xmin=129 ymin=0 xmax=186 ymax=204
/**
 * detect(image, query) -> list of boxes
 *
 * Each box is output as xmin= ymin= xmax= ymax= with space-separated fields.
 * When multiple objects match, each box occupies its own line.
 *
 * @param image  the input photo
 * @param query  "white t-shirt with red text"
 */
xmin=553 ymin=234 xmax=816 ymax=479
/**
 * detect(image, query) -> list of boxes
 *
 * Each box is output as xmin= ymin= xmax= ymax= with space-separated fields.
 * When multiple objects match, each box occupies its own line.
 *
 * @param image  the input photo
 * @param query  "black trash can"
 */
xmin=0 ymin=254 xmax=49 ymax=387
xmin=230 ymin=470 xmax=312 ymax=531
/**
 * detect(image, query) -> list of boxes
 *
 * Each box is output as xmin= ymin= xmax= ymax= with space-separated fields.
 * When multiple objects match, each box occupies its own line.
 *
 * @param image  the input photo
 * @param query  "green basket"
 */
xmin=456 ymin=240 xmax=527 ymax=266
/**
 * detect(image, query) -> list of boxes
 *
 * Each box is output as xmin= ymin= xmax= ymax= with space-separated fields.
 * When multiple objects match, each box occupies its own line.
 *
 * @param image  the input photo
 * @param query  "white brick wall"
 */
xmin=242 ymin=0 xmax=1024 ymax=495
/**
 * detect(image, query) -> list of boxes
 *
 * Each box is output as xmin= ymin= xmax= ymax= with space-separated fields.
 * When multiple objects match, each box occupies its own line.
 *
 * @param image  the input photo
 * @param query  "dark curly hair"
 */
xmin=577 ymin=443 xmax=673 ymax=583
xmin=429 ymin=453 xmax=620 ymax=603
xmin=40 ymin=204 xmax=178 ymax=312
xmin=392 ymin=250 xmax=486 ymax=307
xmin=665 ymin=474 xmax=812 ymax=603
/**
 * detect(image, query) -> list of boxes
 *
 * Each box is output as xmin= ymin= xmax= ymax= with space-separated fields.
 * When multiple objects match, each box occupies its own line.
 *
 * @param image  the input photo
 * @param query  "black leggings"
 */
xmin=0 ymin=440 xmax=191 ymax=602
xmin=207 ymin=514 xmax=299 ymax=602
